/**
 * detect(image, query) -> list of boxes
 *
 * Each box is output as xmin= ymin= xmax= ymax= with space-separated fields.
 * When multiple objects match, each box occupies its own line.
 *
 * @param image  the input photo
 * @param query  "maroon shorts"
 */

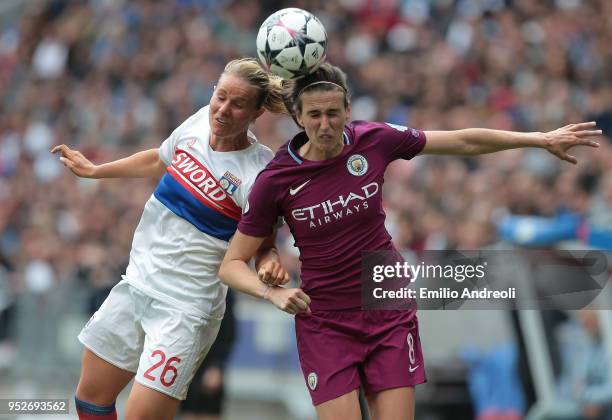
xmin=295 ymin=310 xmax=426 ymax=406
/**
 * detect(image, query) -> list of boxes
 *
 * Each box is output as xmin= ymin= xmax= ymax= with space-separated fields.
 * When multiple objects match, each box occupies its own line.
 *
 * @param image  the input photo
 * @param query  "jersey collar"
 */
xmin=287 ymin=129 xmax=350 ymax=165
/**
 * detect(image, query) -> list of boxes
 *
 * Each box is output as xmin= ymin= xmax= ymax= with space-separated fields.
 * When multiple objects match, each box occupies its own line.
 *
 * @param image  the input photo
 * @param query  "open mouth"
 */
xmin=215 ymin=118 xmax=230 ymax=126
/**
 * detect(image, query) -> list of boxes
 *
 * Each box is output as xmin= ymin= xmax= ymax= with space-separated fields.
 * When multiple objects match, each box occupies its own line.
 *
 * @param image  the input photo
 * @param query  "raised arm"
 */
xmin=51 ymin=145 xmax=167 ymax=179
xmin=422 ymin=122 xmax=601 ymax=164
xmin=219 ymin=231 xmax=311 ymax=315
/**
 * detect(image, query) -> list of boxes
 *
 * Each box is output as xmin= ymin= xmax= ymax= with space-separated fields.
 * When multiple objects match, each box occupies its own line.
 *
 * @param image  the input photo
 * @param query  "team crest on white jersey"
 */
xmin=307 ymin=372 xmax=318 ymax=390
xmin=347 ymin=154 xmax=368 ymax=176
xmin=219 ymin=171 xmax=242 ymax=196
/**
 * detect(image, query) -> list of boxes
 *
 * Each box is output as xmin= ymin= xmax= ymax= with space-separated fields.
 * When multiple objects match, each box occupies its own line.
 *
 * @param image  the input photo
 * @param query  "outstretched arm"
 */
xmin=422 ymin=122 xmax=601 ymax=164
xmin=219 ymin=231 xmax=310 ymax=315
xmin=51 ymin=145 xmax=167 ymax=179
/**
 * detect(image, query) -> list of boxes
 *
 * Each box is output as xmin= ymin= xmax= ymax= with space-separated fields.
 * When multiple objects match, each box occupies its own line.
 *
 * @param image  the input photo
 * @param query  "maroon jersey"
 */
xmin=238 ymin=121 xmax=426 ymax=310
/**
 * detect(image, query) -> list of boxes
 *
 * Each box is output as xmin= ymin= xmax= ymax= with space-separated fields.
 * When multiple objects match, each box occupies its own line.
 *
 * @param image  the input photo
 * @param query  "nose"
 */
xmin=218 ymin=101 xmax=231 ymax=116
xmin=320 ymin=115 xmax=331 ymax=131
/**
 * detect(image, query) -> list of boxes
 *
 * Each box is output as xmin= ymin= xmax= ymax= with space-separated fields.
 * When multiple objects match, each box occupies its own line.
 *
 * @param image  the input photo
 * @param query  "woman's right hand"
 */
xmin=265 ymin=286 xmax=311 ymax=315
xmin=51 ymin=144 xmax=98 ymax=178
xmin=258 ymin=260 xmax=291 ymax=286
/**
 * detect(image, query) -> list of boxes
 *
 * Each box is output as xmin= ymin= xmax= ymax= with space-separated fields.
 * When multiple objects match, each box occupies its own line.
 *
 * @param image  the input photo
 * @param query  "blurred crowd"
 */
xmin=2 ymin=0 xmax=610 ymax=293
xmin=0 ymin=0 xmax=611 ymax=414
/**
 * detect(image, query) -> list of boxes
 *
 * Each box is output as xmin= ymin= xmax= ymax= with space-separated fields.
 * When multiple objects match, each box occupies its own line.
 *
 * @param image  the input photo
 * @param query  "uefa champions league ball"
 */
xmin=256 ymin=8 xmax=328 ymax=79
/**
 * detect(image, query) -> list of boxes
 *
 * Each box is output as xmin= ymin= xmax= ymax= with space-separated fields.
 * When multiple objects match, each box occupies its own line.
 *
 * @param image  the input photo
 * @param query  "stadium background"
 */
xmin=0 ymin=0 xmax=611 ymax=418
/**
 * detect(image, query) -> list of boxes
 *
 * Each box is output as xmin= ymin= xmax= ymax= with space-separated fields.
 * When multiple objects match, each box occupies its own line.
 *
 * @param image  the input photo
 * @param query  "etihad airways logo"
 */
xmin=291 ymin=182 xmax=379 ymax=228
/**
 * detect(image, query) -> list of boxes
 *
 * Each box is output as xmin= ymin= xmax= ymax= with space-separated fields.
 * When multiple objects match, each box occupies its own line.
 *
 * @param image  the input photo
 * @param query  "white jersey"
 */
xmin=123 ymin=105 xmax=273 ymax=319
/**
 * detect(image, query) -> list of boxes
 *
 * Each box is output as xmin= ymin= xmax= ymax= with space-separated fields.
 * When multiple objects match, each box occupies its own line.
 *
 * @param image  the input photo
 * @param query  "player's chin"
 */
xmin=211 ymin=124 xmax=233 ymax=137
xmin=317 ymin=135 xmax=340 ymax=146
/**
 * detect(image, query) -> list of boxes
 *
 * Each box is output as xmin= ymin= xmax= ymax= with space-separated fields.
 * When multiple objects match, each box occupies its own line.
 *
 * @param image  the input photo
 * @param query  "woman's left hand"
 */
xmin=543 ymin=121 xmax=601 ymax=164
xmin=258 ymin=261 xmax=290 ymax=286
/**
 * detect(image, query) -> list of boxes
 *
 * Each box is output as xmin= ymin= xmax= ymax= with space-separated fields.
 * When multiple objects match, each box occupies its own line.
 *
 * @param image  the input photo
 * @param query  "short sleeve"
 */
xmin=158 ymin=123 xmax=183 ymax=165
xmin=237 ymin=171 xmax=281 ymax=238
xmin=158 ymin=108 xmax=204 ymax=165
xmin=376 ymin=122 xmax=427 ymax=162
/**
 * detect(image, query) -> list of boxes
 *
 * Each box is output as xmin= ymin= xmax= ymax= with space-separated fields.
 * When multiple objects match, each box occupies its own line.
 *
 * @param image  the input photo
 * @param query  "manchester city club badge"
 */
xmin=307 ymin=372 xmax=318 ymax=390
xmin=347 ymin=154 xmax=368 ymax=176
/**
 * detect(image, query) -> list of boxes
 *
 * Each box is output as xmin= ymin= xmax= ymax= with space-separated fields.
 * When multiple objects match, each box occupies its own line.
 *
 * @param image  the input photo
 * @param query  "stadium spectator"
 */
xmin=557 ymin=308 xmax=612 ymax=419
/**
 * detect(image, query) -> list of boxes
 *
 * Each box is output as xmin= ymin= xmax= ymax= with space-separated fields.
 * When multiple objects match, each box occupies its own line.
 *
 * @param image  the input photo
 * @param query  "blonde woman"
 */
xmin=53 ymin=59 xmax=289 ymax=420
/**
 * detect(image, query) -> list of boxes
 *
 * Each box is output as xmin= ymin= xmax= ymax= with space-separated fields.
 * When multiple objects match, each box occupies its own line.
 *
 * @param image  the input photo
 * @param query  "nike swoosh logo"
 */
xmin=409 ymin=365 xmax=420 ymax=373
xmin=289 ymin=180 xmax=310 ymax=196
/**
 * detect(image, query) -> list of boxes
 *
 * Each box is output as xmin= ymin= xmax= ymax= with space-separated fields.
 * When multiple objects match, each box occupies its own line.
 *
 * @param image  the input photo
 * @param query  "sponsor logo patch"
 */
xmin=289 ymin=179 xmax=310 ymax=196
xmin=169 ymin=149 xmax=242 ymax=220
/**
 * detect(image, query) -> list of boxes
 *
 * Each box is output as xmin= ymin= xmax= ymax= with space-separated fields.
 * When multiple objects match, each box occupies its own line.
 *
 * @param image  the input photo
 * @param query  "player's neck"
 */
xmin=299 ymin=140 xmax=343 ymax=161
xmin=210 ymin=133 xmax=251 ymax=152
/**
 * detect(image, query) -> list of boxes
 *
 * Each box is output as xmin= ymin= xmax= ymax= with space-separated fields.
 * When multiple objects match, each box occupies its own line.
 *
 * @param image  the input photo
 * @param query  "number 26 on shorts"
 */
xmin=143 ymin=349 xmax=182 ymax=387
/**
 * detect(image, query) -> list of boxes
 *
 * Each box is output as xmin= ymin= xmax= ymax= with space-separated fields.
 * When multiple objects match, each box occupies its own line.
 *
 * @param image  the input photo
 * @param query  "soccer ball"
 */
xmin=256 ymin=8 xmax=328 ymax=79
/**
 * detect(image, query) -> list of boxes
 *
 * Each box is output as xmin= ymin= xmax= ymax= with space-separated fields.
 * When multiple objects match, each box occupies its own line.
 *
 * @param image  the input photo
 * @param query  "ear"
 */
xmin=346 ymin=103 xmax=352 ymax=121
xmin=296 ymin=110 xmax=304 ymax=128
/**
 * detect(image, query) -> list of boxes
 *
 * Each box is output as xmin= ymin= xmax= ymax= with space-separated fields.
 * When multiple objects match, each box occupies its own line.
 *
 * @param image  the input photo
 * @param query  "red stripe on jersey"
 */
xmin=169 ymin=149 xmax=242 ymax=220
